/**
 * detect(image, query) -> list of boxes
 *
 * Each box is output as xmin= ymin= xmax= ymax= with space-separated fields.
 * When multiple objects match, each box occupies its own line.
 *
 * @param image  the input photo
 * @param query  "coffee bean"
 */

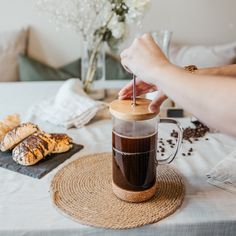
xmin=173 ymin=120 xmax=209 ymax=142
xmin=162 ymin=120 xmax=209 ymax=159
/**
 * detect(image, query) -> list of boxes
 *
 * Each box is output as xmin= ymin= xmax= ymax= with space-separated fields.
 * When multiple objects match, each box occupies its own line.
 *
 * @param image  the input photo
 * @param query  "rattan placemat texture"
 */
xmin=51 ymin=152 xmax=185 ymax=229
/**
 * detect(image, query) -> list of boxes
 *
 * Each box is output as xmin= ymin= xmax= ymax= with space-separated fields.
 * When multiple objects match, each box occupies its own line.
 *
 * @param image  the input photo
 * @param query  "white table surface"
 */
xmin=0 ymin=81 xmax=236 ymax=236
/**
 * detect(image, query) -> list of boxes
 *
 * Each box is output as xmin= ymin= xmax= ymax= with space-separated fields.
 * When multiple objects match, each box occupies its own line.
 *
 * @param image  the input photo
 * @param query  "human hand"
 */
xmin=118 ymin=79 xmax=168 ymax=112
xmin=119 ymin=33 xmax=171 ymax=112
xmin=120 ymin=33 xmax=170 ymax=84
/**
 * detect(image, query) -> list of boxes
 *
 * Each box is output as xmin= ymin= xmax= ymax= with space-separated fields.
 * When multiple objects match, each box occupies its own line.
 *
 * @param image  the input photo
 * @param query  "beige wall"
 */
xmin=0 ymin=0 xmax=236 ymax=67
xmin=143 ymin=0 xmax=236 ymax=46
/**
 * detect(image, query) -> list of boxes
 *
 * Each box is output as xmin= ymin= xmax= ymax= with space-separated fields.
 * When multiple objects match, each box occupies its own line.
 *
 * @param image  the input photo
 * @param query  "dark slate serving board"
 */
xmin=0 ymin=144 xmax=83 ymax=179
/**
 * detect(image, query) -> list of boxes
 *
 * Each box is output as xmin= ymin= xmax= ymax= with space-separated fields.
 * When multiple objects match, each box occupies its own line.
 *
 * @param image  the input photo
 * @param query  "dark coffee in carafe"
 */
xmin=112 ymin=130 xmax=157 ymax=191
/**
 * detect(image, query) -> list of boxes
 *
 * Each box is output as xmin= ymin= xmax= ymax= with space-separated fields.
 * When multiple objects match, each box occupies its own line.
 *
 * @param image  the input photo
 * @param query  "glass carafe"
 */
xmin=110 ymin=98 xmax=182 ymax=202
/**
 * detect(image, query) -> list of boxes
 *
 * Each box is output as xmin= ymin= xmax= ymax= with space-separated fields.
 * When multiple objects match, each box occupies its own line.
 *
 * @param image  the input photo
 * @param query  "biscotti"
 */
xmin=0 ymin=123 xmax=39 ymax=152
xmin=0 ymin=114 xmax=20 ymax=142
xmin=12 ymin=132 xmax=56 ymax=166
xmin=50 ymin=133 xmax=73 ymax=153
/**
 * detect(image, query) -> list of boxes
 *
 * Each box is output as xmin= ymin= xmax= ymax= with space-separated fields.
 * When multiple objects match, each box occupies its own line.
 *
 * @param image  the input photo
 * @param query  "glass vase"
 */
xmin=81 ymin=40 xmax=105 ymax=95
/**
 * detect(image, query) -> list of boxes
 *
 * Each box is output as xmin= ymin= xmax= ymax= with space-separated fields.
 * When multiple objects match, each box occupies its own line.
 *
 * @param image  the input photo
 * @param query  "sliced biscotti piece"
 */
xmin=12 ymin=132 xmax=56 ymax=166
xmin=0 ymin=123 xmax=39 ymax=152
xmin=0 ymin=114 xmax=20 ymax=142
xmin=50 ymin=133 xmax=73 ymax=154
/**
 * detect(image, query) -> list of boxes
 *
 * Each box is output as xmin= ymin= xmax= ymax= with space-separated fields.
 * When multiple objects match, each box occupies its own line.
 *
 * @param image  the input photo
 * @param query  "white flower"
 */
xmin=108 ymin=14 xmax=119 ymax=28
xmin=108 ymin=14 xmax=126 ymax=39
xmin=112 ymin=22 xmax=126 ymax=39
xmin=36 ymin=0 xmax=149 ymax=45
xmin=36 ymin=0 xmax=113 ymax=40
xmin=125 ymin=0 xmax=150 ymax=23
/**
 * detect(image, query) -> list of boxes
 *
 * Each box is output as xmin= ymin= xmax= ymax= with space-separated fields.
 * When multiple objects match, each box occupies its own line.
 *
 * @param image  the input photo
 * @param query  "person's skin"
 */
xmin=197 ymin=64 xmax=236 ymax=77
xmin=119 ymin=33 xmax=236 ymax=137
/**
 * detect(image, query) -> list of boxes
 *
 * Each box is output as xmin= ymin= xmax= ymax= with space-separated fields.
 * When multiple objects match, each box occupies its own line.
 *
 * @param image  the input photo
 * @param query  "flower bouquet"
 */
xmin=36 ymin=0 xmax=150 ymax=91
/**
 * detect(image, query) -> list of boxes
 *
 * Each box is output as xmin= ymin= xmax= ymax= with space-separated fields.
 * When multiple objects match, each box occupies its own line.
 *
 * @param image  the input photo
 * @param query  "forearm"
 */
xmin=154 ymin=66 xmax=236 ymax=136
xmin=197 ymin=64 xmax=236 ymax=77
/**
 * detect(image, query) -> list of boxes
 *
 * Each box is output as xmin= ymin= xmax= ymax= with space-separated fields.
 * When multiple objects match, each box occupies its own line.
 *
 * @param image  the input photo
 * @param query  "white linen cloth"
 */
xmin=26 ymin=79 xmax=105 ymax=128
xmin=207 ymin=149 xmax=236 ymax=193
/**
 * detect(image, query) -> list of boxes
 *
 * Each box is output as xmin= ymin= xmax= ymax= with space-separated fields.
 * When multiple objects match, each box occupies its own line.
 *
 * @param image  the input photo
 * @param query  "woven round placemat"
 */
xmin=51 ymin=152 xmax=185 ymax=229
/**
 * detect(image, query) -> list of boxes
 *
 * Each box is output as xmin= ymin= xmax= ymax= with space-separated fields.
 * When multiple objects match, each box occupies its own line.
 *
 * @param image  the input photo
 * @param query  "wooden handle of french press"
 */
xmin=157 ymin=118 xmax=183 ymax=164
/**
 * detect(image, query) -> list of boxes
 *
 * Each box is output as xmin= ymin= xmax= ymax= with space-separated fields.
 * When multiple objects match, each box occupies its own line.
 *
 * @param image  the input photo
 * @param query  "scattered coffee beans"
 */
xmin=158 ymin=119 xmax=210 ymax=157
xmin=171 ymin=121 xmax=209 ymax=143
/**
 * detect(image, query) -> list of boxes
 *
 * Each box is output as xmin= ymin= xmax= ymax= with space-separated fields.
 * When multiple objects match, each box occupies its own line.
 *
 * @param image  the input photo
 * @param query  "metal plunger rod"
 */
xmin=132 ymin=74 xmax=136 ymax=107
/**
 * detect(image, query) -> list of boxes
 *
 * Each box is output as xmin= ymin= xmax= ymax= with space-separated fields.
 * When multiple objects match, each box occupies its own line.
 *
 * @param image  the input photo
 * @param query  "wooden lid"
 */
xmin=109 ymin=98 xmax=158 ymax=121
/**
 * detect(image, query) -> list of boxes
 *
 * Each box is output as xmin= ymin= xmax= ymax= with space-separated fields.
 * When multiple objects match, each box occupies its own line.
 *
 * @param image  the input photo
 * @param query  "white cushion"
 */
xmin=170 ymin=42 xmax=236 ymax=68
xmin=0 ymin=28 xmax=28 ymax=82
